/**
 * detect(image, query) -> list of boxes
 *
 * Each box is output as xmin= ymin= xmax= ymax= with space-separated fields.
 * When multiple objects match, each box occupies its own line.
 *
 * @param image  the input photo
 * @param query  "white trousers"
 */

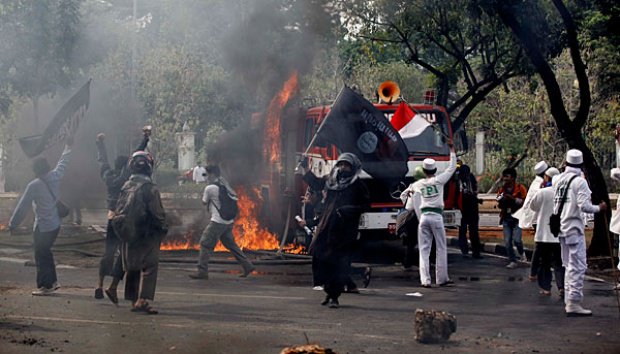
xmin=418 ymin=213 xmax=449 ymax=285
xmin=560 ymin=233 xmax=587 ymax=304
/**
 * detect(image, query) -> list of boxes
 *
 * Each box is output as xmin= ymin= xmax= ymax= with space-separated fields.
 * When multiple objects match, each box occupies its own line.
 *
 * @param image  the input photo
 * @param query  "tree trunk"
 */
xmin=495 ymin=1 xmax=612 ymax=260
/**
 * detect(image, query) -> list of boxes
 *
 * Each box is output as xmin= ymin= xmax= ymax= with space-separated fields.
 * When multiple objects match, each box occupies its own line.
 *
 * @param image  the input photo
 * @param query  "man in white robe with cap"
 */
xmin=401 ymin=141 xmax=456 ymax=288
xmin=552 ymin=149 xmax=606 ymax=316
xmin=514 ymin=160 xmax=548 ymax=279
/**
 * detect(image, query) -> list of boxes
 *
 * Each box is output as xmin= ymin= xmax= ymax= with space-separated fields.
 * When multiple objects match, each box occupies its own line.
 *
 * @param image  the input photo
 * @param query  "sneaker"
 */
xmin=328 ymin=299 xmax=339 ymax=309
xmin=421 ymin=283 xmax=432 ymax=288
xmin=51 ymin=282 xmax=61 ymax=290
xmin=312 ymin=285 xmax=324 ymax=291
xmin=240 ymin=266 xmax=256 ymax=278
xmin=565 ymin=301 xmax=592 ymax=317
xmin=94 ymin=288 xmax=104 ymax=299
xmin=506 ymin=262 xmax=518 ymax=269
xmin=188 ymin=272 xmax=209 ymax=280
xmin=32 ymin=287 xmax=55 ymax=296
xmin=520 ymin=252 xmax=528 ymax=262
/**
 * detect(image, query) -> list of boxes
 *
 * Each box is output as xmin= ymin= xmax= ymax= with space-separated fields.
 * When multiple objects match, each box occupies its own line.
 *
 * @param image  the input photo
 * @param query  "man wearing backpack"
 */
xmin=189 ymin=165 xmax=255 ymax=280
xmin=115 ymin=151 xmax=168 ymax=314
xmin=552 ymin=149 xmax=606 ymax=316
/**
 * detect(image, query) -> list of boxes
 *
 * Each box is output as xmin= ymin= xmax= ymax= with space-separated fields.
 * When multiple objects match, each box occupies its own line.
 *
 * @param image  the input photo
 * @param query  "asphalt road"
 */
xmin=0 ymin=234 xmax=619 ymax=354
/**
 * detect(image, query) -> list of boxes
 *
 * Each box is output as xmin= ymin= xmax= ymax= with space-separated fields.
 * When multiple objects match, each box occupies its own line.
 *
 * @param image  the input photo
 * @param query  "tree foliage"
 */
xmin=0 ymin=0 xmax=83 ymax=126
xmin=334 ymin=0 xmax=533 ymax=131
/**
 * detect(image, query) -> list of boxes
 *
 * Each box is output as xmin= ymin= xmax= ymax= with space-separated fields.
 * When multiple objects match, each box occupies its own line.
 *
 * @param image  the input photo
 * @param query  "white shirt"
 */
xmin=552 ymin=168 xmax=600 ymax=237
xmin=514 ymin=176 xmax=543 ymax=229
xmin=400 ymin=152 xmax=456 ymax=218
xmin=529 ymin=187 xmax=559 ymax=243
xmin=193 ymin=166 xmax=206 ymax=183
xmin=202 ymin=184 xmax=234 ymax=225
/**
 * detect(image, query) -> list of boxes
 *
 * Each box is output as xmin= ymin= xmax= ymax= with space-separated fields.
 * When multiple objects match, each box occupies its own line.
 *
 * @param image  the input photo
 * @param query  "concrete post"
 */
xmin=176 ymin=122 xmax=195 ymax=171
xmin=475 ymin=131 xmax=485 ymax=175
xmin=0 ymin=142 xmax=4 ymax=192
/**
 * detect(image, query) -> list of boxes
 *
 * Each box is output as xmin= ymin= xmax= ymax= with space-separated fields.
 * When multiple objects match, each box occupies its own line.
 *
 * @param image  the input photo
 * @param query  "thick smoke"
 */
xmin=211 ymin=0 xmax=334 ymax=185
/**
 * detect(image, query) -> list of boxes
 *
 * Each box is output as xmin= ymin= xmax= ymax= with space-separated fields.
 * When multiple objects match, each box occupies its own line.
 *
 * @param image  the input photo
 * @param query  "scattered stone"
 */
xmin=280 ymin=344 xmax=337 ymax=354
xmin=414 ymin=309 xmax=457 ymax=343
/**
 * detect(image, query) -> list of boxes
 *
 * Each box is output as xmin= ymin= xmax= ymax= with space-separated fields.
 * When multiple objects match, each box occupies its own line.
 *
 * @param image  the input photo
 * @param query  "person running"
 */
xmin=189 ymin=165 xmax=255 ymax=280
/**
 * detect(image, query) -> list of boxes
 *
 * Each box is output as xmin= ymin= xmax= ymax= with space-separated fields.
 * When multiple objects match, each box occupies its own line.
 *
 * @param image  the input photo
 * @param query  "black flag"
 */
xmin=19 ymin=79 xmax=91 ymax=158
xmin=314 ymin=86 xmax=409 ymax=181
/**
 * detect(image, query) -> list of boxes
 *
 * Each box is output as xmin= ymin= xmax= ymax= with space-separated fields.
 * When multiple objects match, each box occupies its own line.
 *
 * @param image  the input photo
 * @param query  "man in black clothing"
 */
xmin=457 ymin=163 xmax=482 ymax=259
xmin=94 ymin=131 xmax=149 ymax=304
xmin=300 ymin=153 xmax=370 ymax=308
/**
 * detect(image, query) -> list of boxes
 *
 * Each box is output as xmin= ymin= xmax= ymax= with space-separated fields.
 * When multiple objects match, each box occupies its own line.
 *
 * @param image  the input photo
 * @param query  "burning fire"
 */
xmin=160 ymin=187 xmax=303 ymax=253
xmin=264 ymin=71 xmax=299 ymax=163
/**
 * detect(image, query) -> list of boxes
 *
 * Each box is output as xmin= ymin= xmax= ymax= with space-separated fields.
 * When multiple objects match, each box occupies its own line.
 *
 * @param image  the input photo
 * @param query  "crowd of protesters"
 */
xmin=7 ymin=126 xmax=619 ymax=318
xmin=295 ymin=144 xmax=619 ymax=317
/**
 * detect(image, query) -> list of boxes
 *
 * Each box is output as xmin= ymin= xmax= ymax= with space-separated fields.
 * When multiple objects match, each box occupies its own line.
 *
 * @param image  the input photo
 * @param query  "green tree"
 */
xmin=0 ymin=0 xmax=83 ymax=128
xmin=334 ymin=0 xmax=532 ymax=132
xmin=487 ymin=0 xmax=613 ymax=261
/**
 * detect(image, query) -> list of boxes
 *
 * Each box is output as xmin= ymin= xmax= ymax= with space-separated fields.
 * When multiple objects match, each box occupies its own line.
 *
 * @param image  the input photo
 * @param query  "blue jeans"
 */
xmin=503 ymin=216 xmax=524 ymax=262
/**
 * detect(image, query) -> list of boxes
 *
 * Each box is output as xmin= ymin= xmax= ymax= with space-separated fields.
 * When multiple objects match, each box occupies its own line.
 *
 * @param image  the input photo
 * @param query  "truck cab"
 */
xmin=301 ymin=103 xmax=461 ymax=241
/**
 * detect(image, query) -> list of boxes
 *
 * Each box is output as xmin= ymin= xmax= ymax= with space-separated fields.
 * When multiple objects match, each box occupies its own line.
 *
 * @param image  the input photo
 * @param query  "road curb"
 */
xmin=0 ymin=256 xmax=76 ymax=269
xmin=446 ymin=236 xmax=531 ymax=259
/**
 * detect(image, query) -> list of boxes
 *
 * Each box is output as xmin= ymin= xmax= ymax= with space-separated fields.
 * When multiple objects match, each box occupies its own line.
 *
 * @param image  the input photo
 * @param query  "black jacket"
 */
xmin=97 ymin=136 xmax=148 ymax=210
xmin=303 ymin=172 xmax=370 ymax=260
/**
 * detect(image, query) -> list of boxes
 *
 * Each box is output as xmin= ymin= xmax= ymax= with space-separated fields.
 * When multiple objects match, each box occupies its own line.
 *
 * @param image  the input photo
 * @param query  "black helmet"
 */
xmin=129 ymin=151 xmax=154 ymax=175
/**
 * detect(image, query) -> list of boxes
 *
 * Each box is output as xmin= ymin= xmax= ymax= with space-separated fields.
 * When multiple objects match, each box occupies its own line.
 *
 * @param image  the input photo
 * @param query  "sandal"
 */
xmin=131 ymin=301 xmax=158 ymax=315
xmin=104 ymin=288 xmax=119 ymax=306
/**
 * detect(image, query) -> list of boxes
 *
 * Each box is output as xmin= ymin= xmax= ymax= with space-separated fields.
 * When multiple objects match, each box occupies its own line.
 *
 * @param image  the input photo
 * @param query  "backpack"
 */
xmin=212 ymin=182 xmax=238 ymax=221
xmin=111 ymin=180 xmax=150 ymax=242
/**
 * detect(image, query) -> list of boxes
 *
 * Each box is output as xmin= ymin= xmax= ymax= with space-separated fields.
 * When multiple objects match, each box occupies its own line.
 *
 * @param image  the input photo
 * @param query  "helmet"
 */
xmin=129 ymin=151 xmax=154 ymax=175
xmin=414 ymin=165 xmax=425 ymax=180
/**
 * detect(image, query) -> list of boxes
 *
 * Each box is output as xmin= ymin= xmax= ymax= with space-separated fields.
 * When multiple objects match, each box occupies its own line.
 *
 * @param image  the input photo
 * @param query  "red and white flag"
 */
xmin=390 ymin=101 xmax=431 ymax=138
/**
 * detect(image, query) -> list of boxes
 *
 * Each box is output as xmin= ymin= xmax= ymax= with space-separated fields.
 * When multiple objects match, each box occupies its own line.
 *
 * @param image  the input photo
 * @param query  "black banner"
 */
xmin=315 ymin=86 xmax=409 ymax=181
xmin=19 ymin=79 xmax=91 ymax=158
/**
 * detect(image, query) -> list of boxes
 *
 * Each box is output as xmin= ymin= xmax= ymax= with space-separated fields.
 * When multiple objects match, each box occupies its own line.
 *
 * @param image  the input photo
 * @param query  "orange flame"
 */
xmin=264 ymin=71 xmax=299 ymax=163
xmin=160 ymin=231 xmax=198 ymax=251
xmin=160 ymin=187 xmax=303 ymax=254
xmin=217 ymin=186 xmax=279 ymax=251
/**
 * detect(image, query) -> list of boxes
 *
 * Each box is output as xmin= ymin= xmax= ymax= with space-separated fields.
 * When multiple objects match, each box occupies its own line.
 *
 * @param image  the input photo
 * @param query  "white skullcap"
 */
xmin=566 ymin=149 xmax=583 ymax=166
xmin=422 ymin=158 xmax=436 ymax=172
xmin=534 ymin=161 xmax=548 ymax=175
xmin=545 ymin=167 xmax=560 ymax=178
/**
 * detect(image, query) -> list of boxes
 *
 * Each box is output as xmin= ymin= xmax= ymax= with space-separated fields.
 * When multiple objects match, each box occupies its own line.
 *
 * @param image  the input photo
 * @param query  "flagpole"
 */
xmin=298 ymin=86 xmax=346 ymax=159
